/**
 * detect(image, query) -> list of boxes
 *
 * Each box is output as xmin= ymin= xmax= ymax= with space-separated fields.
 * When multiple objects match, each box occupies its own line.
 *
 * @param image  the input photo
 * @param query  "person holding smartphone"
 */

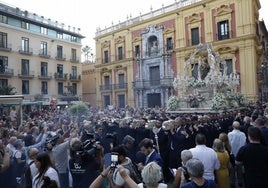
xmin=110 ymin=145 xmax=142 ymax=187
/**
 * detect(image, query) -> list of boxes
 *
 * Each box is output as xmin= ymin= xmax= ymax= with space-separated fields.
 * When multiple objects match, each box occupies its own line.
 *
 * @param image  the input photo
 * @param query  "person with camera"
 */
xmin=69 ymin=137 xmax=104 ymax=188
xmin=110 ymin=145 xmax=142 ymax=188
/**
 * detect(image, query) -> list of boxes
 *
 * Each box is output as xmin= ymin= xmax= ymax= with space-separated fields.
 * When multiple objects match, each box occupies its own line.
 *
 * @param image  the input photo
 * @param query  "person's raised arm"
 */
xmin=89 ymin=166 xmax=111 ymax=188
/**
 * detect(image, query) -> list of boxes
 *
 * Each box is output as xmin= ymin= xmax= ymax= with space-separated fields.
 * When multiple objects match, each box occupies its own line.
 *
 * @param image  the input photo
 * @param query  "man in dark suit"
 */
xmin=137 ymin=138 xmax=162 ymax=171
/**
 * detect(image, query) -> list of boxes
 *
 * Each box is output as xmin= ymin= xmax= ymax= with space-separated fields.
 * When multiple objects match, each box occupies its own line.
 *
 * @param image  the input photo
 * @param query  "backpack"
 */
xmin=19 ymin=160 xmax=35 ymax=188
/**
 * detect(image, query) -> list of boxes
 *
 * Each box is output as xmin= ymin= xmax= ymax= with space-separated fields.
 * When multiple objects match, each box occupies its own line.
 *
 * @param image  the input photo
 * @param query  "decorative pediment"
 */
xmin=188 ymin=13 xmax=202 ymax=24
xmin=215 ymin=5 xmax=233 ymax=16
xmin=215 ymin=45 xmax=238 ymax=54
xmin=101 ymin=41 xmax=110 ymax=48
xmin=132 ymin=37 xmax=142 ymax=43
xmin=114 ymin=65 xmax=123 ymax=69
xmin=115 ymin=36 xmax=125 ymax=44
xmin=101 ymin=67 xmax=109 ymax=72
xmin=163 ymin=27 xmax=175 ymax=35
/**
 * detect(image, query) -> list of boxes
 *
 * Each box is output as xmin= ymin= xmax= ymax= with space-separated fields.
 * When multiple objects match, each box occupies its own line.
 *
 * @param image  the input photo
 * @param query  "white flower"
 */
xmin=167 ymin=96 xmax=180 ymax=111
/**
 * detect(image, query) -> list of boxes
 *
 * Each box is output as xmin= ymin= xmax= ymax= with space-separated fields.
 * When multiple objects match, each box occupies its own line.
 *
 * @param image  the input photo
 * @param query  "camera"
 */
xmin=45 ymin=133 xmax=60 ymax=150
xmin=71 ymin=137 xmax=102 ymax=165
xmin=111 ymin=152 xmax=118 ymax=168
xmin=106 ymin=133 xmax=117 ymax=139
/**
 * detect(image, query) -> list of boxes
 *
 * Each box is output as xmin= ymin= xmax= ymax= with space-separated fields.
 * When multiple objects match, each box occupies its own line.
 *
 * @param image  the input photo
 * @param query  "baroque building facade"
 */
xmin=0 ymin=3 xmax=84 ymax=106
xmin=91 ymin=0 xmax=268 ymax=108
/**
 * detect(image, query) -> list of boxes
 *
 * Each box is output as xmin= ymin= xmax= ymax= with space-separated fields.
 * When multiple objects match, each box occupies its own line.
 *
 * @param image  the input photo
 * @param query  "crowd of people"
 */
xmin=0 ymin=102 xmax=268 ymax=188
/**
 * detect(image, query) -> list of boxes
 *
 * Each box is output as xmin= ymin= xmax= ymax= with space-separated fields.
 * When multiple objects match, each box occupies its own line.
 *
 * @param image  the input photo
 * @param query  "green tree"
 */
xmin=0 ymin=85 xmax=17 ymax=95
xmin=34 ymin=94 xmax=43 ymax=101
xmin=69 ymin=101 xmax=89 ymax=121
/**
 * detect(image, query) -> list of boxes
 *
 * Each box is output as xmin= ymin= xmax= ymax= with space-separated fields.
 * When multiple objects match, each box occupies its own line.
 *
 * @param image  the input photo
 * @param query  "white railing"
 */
xmin=95 ymin=0 xmax=203 ymax=37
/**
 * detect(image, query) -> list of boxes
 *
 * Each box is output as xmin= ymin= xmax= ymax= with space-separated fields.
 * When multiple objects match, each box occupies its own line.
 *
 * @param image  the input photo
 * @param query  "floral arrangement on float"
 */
xmin=167 ymin=95 xmax=180 ymax=111
xmin=211 ymin=92 xmax=247 ymax=111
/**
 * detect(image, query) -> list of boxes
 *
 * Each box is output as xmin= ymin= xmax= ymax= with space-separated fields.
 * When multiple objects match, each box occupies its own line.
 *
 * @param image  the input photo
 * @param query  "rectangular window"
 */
xmin=71 ymin=36 xmax=77 ymax=42
xmin=0 ymin=15 xmax=7 ymax=24
xmin=118 ymin=74 xmax=125 ymax=89
xmin=0 ymin=56 xmax=8 ymax=73
xmin=40 ymin=41 xmax=48 ymax=56
xmin=118 ymin=94 xmax=125 ymax=108
xmin=104 ymin=76 xmax=110 ymax=86
xmin=135 ymin=45 xmax=140 ymax=57
xmin=0 ymin=79 xmax=8 ymax=87
xmin=58 ymin=82 xmax=63 ymax=95
xmin=72 ymin=83 xmax=77 ymax=95
xmin=149 ymin=66 xmax=160 ymax=86
xmin=191 ymin=28 xmax=199 ymax=45
xmin=166 ymin=37 xmax=173 ymax=50
xmin=104 ymin=50 xmax=109 ymax=63
xmin=21 ymin=37 xmax=29 ymax=52
xmin=118 ymin=46 xmax=123 ymax=60
xmin=217 ymin=20 xmax=229 ymax=40
xmin=0 ymin=32 xmax=8 ymax=48
xmin=72 ymin=66 xmax=77 ymax=77
xmin=71 ymin=48 xmax=77 ymax=61
xmin=21 ymin=59 xmax=29 ymax=75
xmin=57 ymin=64 xmax=63 ymax=77
xmin=41 ymin=27 xmax=48 ymax=35
xmin=21 ymin=21 xmax=29 ymax=30
xmin=57 ymin=32 xmax=63 ymax=39
xmin=41 ymin=62 xmax=48 ymax=76
xmin=104 ymin=95 xmax=110 ymax=107
xmin=22 ymin=80 xmax=29 ymax=94
xmin=57 ymin=45 xmax=63 ymax=59
xmin=41 ymin=81 xmax=48 ymax=94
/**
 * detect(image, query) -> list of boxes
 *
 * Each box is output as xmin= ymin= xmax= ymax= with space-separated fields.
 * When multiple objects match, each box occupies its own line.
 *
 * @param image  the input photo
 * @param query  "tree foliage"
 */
xmin=0 ymin=85 xmax=17 ymax=95
xmin=69 ymin=101 xmax=89 ymax=118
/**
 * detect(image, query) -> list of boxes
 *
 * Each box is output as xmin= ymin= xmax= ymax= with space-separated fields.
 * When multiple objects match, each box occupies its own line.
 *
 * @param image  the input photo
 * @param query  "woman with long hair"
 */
xmin=212 ymin=139 xmax=230 ymax=188
xmin=33 ymin=152 xmax=59 ymax=188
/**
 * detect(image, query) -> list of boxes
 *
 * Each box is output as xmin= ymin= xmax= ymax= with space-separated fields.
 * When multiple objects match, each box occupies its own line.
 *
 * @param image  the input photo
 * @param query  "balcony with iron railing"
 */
xmin=100 ymin=84 xmax=113 ymax=91
xmin=54 ymin=73 xmax=68 ymax=80
xmin=18 ymin=46 xmax=33 ymax=55
xmin=99 ymin=83 xmax=128 ymax=91
xmin=38 ymin=72 xmax=52 ymax=80
xmin=18 ymin=70 xmax=35 ymax=78
xmin=0 ymin=68 xmax=14 ymax=77
xmin=0 ymin=43 xmax=12 ymax=52
xmin=69 ymin=74 xmax=81 ymax=82
xmin=39 ymin=50 xmax=51 ymax=58
xmin=133 ymin=78 xmax=174 ymax=89
xmin=70 ymin=57 xmax=80 ymax=63
xmin=55 ymin=54 xmax=66 ymax=61
xmin=114 ymin=83 xmax=128 ymax=90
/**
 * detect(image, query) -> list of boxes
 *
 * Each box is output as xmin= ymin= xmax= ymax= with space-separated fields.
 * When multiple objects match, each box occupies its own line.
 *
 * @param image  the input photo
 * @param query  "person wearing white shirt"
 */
xmin=189 ymin=133 xmax=220 ymax=181
xmin=32 ymin=152 xmax=60 ymax=188
xmin=228 ymin=121 xmax=246 ymax=188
